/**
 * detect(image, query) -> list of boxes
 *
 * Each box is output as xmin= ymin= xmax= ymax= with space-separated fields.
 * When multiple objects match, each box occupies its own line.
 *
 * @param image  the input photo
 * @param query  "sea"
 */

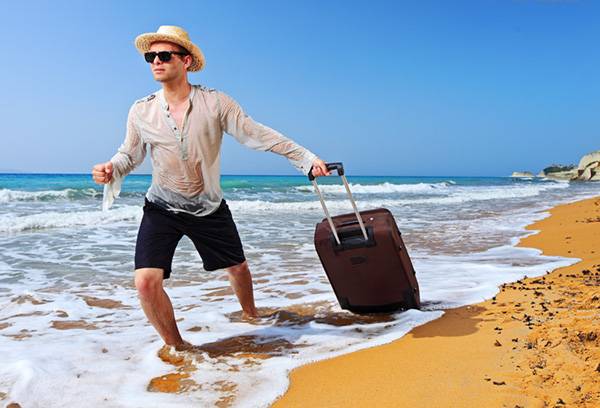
xmin=0 ymin=173 xmax=598 ymax=407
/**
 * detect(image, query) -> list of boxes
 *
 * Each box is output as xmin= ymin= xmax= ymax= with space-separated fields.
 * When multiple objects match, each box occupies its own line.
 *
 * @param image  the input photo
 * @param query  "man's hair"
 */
xmin=174 ymin=43 xmax=189 ymax=55
xmin=175 ymin=44 xmax=191 ymax=67
xmin=151 ymin=41 xmax=189 ymax=55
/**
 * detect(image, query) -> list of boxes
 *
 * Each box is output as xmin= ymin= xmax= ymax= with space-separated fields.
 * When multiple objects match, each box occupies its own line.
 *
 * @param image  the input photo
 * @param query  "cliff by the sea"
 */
xmin=515 ymin=150 xmax=600 ymax=181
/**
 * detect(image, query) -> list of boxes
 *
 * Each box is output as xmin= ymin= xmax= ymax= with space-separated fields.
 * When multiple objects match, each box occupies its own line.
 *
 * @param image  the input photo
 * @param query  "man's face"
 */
xmin=148 ymin=41 xmax=191 ymax=83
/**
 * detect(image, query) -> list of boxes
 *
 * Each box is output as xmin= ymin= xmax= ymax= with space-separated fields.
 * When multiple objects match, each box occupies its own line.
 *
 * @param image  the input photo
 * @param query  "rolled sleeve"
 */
xmin=218 ymin=91 xmax=318 ymax=175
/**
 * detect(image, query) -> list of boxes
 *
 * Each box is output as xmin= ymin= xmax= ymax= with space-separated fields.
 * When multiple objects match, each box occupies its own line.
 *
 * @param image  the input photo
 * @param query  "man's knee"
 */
xmin=134 ymin=268 xmax=164 ymax=299
xmin=226 ymin=260 xmax=249 ymax=276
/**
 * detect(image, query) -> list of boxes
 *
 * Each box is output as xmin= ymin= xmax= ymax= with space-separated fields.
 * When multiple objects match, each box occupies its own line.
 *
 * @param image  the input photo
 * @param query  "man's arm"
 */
xmin=92 ymin=104 xmax=147 ymax=209
xmin=217 ymin=91 xmax=329 ymax=177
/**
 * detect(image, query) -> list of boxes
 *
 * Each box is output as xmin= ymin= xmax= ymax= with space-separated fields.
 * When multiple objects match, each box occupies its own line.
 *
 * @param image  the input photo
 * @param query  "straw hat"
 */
xmin=134 ymin=25 xmax=205 ymax=72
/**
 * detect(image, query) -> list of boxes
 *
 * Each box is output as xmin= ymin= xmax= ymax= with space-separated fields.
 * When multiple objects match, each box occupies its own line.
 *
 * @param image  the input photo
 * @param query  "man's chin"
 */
xmin=152 ymin=73 xmax=168 ymax=82
xmin=152 ymin=72 xmax=179 ymax=83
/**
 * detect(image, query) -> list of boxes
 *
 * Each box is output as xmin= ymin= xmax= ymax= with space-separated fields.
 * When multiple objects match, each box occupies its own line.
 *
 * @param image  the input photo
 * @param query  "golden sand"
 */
xmin=81 ymin=295 xmax=131 ymax=309
xmin=148 ymin=345 xmax=200 ymax=393
xmin=50 ymin=320 xmax=98 ymax=330
xmin=10 ymin=295 xmax=47 ymax=305
xmin=214 ymin=380 xmax=238 ymax=408
xmin=273 ymin=196 xmax=600 ymax=407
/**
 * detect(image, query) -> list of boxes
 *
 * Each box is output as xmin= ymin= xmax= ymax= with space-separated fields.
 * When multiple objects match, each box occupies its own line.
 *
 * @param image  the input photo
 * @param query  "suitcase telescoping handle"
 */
xmin=308 ymin=162 xmax=368 ymax=245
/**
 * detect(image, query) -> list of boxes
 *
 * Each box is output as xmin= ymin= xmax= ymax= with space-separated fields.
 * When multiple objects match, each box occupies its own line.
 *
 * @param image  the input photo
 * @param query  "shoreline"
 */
xmin=273 ymin=195 xmax=600 ymax=407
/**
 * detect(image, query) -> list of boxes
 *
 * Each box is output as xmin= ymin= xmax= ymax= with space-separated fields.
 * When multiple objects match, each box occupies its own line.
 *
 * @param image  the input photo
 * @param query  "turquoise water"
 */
xmin=0 ymin=173 xmax=541 ymax=192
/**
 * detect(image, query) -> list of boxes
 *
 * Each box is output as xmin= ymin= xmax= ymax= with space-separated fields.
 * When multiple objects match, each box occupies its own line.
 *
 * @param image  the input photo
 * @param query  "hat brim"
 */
xmin=135 ymin=33 xmax=205 ymax=72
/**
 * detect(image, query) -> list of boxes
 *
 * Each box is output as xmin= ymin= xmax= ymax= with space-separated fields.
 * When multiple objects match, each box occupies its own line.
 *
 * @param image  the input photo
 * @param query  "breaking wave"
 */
xmin=0 ymin=206 xmax=142 ymax=233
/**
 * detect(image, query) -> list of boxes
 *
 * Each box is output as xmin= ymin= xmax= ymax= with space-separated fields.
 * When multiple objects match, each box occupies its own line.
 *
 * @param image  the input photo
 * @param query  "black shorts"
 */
xmin=135 ymin=198 xmax=246 ymax=279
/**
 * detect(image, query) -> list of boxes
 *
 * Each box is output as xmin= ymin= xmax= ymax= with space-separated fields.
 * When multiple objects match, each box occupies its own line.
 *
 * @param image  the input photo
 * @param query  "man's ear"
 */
xmin=185 ymin=55 xmax=193 ymax=70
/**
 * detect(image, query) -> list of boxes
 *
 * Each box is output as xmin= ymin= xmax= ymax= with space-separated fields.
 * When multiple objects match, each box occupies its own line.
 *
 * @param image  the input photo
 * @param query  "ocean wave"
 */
xmin=229 ymin=182 xmax=570 ymax=212
xmin=294 ymin=182 xmax=454 ymax=195
xmin=0 ymin=188 xmax=146 ymax=203
xmin=0 ymin=182 xmax=570 ymax=232
xmin=0 ymin=206 xmax=142 ymax=233
xmin=0 ymin=188 xmax=100 ymax=203
xmin=541 ymin=178 xmax=570 ymax=183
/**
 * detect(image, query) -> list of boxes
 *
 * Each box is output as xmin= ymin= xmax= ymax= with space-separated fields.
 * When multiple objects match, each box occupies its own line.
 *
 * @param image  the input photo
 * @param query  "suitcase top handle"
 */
xmin=308 ymin=162 xmax=368 ymax=245
xmin=308 ymin=162 xmax=344 ymax=181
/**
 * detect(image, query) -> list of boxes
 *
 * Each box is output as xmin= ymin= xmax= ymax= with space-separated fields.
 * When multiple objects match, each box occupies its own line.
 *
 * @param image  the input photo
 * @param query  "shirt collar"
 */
xmin=158 ymin=85 xmax=196 ymax=111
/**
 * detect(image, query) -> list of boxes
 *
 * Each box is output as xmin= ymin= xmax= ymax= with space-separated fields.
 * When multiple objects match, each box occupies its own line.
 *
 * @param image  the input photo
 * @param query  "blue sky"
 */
xmin=1 ymin=0 xmax=598 ymax=176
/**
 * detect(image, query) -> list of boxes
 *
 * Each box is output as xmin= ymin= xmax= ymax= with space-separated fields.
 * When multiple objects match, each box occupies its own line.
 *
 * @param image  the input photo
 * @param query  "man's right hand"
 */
xmin=92 ymin=161 xmax=113 ymax=185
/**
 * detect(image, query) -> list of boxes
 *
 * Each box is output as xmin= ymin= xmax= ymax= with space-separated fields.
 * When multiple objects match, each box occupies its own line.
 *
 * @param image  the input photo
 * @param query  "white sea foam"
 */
xmin=0 ymin=266 xmax=444 ymax=408
xmin=295 ymin=181 xmax=453 ymax=194
xmin=0 ymin=227 xmax=580 ymax=408
xmin=541 ymin=177 xmax=570 ymax=183
xmin=0 ymin=188 xmax=101 ymax=203
xmin=0 ymin=205 xmax=141 ymax=233
xmin=0 ymin=181 xmax=573 ymax=241
xmin=414 ymin=245 xmax=577 ymax=309
xmin=228 ymin=182 xmax=570 ymax=213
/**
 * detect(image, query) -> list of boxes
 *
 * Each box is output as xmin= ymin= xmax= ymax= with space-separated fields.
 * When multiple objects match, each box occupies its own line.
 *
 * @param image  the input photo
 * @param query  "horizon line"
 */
xmin=0 ymin=171 xmax=523 ymax=178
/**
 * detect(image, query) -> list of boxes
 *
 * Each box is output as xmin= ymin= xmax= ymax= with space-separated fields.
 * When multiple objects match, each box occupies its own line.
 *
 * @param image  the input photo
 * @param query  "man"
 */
xmin=92 ymin=26 xmax=329 ymax=350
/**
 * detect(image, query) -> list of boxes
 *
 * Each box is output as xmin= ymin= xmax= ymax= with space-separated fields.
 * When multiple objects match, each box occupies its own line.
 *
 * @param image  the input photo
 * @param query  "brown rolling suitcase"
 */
xmin=309 ymin=163 xmax=420 ymax=313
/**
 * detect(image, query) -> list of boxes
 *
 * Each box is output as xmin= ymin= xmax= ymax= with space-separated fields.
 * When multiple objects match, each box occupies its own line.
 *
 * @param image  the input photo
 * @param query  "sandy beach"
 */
xmin=274 ymin=196 xmax=600 ymax=407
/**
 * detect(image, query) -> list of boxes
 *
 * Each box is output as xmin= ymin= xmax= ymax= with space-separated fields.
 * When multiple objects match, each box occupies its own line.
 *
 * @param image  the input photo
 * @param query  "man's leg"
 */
xmin=134 ymin=267 xmax=185 ymax=347
xmin=226 ymin=261 xmax=258 ymax=318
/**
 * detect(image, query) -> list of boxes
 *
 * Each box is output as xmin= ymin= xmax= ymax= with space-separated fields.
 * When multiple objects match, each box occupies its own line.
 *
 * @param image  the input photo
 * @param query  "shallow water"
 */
xmin=0 ymin=174 xmax=599 ymax=407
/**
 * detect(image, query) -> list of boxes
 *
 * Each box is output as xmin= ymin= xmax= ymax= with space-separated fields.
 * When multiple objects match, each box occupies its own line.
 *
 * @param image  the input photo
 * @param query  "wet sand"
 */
xmin=145 ymin=305 xmax=395 ymax=399
xmin=273 ymin=196 xmax=600 ymax=407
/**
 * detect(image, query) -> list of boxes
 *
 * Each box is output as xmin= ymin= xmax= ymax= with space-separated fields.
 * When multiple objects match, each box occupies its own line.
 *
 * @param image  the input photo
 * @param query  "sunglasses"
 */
xmin=144 ymin=51 xmax=189 ymax=63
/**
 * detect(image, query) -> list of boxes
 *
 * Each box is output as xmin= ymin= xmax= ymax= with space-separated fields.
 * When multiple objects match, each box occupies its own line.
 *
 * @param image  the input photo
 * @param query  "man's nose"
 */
xmin=152 ymin=55 xmax=163 ymax=65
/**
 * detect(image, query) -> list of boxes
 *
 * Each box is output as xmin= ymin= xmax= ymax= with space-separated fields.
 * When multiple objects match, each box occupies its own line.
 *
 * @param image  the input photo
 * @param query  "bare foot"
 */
xmin=172 ymin=340 xmax=194 ymax=352
xmin=241 ymin=311 xmax=260 ymax=321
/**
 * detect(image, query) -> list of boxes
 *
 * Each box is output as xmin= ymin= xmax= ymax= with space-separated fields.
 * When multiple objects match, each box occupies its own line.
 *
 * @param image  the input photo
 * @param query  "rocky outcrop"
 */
xmin=511 ymin=171 xmax=534 ymax=178
xmin=512 ymin=151 xmax=600 ymax=182
xmin=539 ymin=165 xmax=577 ymax=180
xmin=545 ymin=170 xmax=578 ymax=180
xmin=573 ymin=150 xmax=600 ymax=181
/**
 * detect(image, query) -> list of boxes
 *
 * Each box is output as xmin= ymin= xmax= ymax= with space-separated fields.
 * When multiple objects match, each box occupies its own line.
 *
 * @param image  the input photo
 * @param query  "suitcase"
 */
xmin=309 ymin=162 xmax=420 ymax=313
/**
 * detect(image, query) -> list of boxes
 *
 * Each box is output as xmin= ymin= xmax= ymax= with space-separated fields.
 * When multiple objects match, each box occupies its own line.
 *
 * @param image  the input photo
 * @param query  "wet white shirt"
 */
xmin=103 ymin=84 xmax=317 ymax=216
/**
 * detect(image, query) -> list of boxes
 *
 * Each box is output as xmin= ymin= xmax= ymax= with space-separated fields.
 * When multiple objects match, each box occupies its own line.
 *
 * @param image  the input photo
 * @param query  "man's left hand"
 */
xmin=311 ymin=158 xmax=331 ymax=178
